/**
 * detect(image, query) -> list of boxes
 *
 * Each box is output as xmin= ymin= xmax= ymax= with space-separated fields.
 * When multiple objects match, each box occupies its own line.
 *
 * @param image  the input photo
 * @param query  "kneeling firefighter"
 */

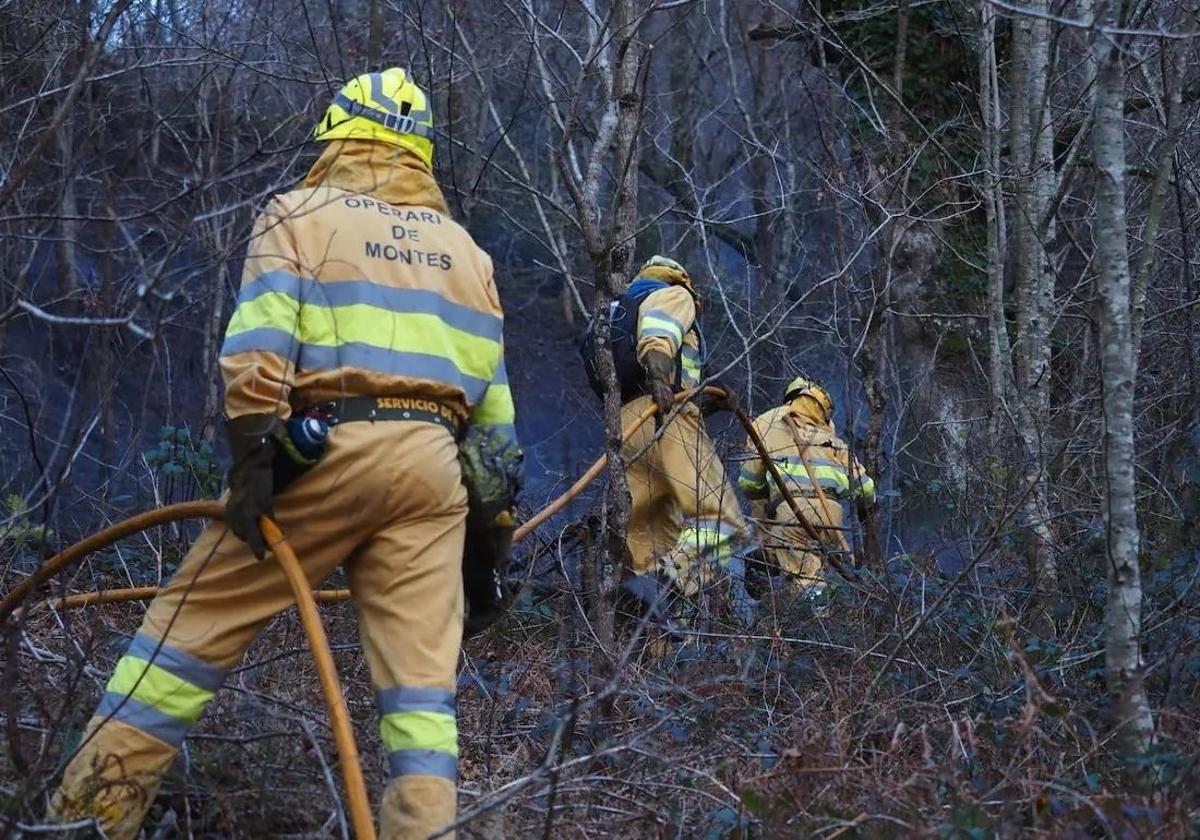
xmin=738 ymin=376 xmax=874 ymax=596
xmin=584 ymin=256 xmax=753 ymax=630
xmin=50 ymin=68 xmax=521 ymax=839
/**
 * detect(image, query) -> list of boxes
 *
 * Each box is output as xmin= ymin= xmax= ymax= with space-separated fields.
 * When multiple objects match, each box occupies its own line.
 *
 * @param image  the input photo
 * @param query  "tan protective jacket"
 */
xmin=54 ymin=139 xmax=498 ymax=840
xmin=219 ymin=140 xmax=515 ymax=439
xmin=633 ymin=264 xmax=703 ymax=389
xmin=738 ymin=398 xmax=876 ymax=509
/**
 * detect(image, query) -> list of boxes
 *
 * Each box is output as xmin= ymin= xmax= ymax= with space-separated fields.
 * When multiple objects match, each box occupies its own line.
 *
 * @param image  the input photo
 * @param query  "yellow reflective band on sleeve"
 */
xmin=106 ymin=656 xmax=215 ymax=724
xmin=676 ymin=518 xmax=739 ymax=563
xmin=471 ymin=383 xmax=515 ymax=425
xmin=807 ymin=464 xmax=850 ymax=493
xmin=638 ymin=314 xmax=683 ymax=349
xmin=681 ymin=348 xmax=702 ymax=386
xmin=775 ymin=459 xmax=851 ymax=495
xmin=225 ymin=291 xmax=301 ymax=338
xmin=380 ymin=711 xmax=458 ymax=757
xmin=856 ymin=475 xmax=876 ymax=502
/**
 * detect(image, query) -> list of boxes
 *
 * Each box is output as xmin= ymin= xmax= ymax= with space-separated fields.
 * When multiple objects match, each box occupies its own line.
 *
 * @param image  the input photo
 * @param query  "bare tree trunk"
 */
xmin=590 ymin=1 xmax=644 ymax=657
xmin=979 ymin=0 xmax=1012 ymax=432
xmin=857 ymin=306 xmax=887 ymax=569
xmin=550 ymin=0 xmax=647 ymax=656
xmin=198 ymin=76 xmax=233 ymax=445
xmin=199 ymin=219 xmax=230 ymax=445
xmin=95 ymin=209 xmax=116 ymax=491
xmin=1009 ymin=0 xmax=1058 ymax=619
xmin=1175 ymin=158 xmax=1200 ymax=427
xmin=55 ymin=118 xmax=80 ymax=296
xmin=1130 ymin=38 xmax=1187 ymax=380
xmin=1092 ymin=0 xmax=1155 ymax=769
xmin=892 ymin=0 xmax=909 ymax=101
xmin=54 ymin=9 xmax=85 ymax=296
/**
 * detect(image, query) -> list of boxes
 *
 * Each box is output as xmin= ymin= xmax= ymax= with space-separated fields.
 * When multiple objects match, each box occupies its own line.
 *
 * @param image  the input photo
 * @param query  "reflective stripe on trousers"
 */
xmin=378 ymin=686 xmax=458 ymax=781
xmin=96 ymin=633 xmax=227 ymax=747
xmin=674 ymin=516 xmax=739 ymax=563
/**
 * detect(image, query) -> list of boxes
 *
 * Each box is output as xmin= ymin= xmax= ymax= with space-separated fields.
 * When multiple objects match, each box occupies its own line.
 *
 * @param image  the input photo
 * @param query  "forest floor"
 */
xmin=3 ymin=544 xmax=1198 ymax=838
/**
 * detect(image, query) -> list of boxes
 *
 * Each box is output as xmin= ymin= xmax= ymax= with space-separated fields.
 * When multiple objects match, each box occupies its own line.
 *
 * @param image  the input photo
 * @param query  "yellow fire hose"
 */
xmin=260 ymin=515 xmax=374 ymax=839
xmin=0 ymin=500 xmax=227 ymax=626
xmin=9 ymin=389 xmax=834 ymax=619
xmin=0 ymin=387 xmax=833 ymax=837
xmin=0 ymin=399 xmax=668 ymax=620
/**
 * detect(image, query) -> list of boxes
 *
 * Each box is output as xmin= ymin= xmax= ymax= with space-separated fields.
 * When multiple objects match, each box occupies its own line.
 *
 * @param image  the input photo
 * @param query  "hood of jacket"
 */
xmin=304 ymin=140 xmax=448 ymax=214
xmin=634 ymin=263 xmax=700 ymax=313
xmin=637 ymin=262 xmax=693 ymax=290
xmin=786 ymin=395 xmax=832 ymax=429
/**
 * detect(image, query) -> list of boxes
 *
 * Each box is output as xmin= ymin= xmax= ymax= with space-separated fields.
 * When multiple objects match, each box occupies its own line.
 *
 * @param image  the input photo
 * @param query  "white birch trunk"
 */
xmin=979 ymin=0 xmax=1012 ymax=430
xmin=1008 ymin=0 xmax=1059 ymax=611
xmin=1092 ymin=0 xmax=1155 ymax=763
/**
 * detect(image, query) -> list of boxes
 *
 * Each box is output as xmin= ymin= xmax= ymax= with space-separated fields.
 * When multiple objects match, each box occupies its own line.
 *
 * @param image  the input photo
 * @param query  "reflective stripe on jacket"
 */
xmin=219 ymin=140 xmax=514 ymax=441
xmin=635 ymin=282 xmax=703 ymax=388
xmin=738 ymin=402 xmax=875 ymax=505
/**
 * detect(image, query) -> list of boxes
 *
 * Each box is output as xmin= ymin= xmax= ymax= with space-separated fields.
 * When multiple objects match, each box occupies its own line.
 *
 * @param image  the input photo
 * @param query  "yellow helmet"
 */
xmin=313 ymin=68 xmax=434 ymax=169
xmin=637 ymin=255 xmax=694 ymax=290
xmin=784 ymin=375 xmax=833 ymax=422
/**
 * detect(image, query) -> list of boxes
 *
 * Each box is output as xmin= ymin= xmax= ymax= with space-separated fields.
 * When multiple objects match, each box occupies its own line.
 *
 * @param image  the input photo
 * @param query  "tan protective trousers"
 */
xmin=752 ymin=496 xmax=848 ymax=590
xmin=51 ymin=420 xmax=466 ymax=840
xmin=621 ymin=396 xmax=748 ymax=595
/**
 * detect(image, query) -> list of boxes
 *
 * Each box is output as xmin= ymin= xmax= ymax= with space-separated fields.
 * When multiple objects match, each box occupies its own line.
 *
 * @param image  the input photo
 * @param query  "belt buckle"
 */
xmin=312 ymin=401 xmax=340 ymax=427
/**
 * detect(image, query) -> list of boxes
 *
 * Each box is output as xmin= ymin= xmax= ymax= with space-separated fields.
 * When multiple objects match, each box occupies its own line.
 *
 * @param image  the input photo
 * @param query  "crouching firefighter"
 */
xmin=738 ymin=376 xmax=875 ymax=597
xmin=50 ymin=68 xmax=520 ymax=840
xmin=583 ymin=256 xmax=753 ymax=634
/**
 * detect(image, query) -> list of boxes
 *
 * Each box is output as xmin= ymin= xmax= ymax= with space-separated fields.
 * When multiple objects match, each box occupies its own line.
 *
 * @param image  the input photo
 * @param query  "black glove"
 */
xmin=698 ymin=382 xmax=738 ymax=417
xmin=225 ymin=414 xmax=278 ymax=560
xmin=641 ymin=349 xmax=676 ymax=417
xmin=462 ymin=509 xmax=516 ymax=638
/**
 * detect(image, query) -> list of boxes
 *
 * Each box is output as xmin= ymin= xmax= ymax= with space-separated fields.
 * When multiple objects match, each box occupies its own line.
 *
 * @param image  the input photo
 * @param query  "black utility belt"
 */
xmin=307 ymin=396 xmax=463 ymax=438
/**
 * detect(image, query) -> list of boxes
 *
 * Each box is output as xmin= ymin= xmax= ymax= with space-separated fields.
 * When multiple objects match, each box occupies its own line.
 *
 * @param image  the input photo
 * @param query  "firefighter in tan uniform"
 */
xmin=616 ymin=257 xmax=751 ymax=619
xmin=738 ymin=376 xmax=875 ymax=594
xmin=51 ymin=69 xmax=520 ymax=839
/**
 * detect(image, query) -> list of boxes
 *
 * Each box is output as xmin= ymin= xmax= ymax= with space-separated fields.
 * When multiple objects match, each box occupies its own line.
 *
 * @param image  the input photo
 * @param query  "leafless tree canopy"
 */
xmin=2 ymin=0 xmax=1198 ymax=835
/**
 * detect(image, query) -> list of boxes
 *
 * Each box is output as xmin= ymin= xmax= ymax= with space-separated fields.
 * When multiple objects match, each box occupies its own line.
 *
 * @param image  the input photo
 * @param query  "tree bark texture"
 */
xmin=1130 ymin=37 xmax=1188 ymax=380
xmin=1008 ymin=0 xmax=1058 ymax=612
xmin=550 ymin=0 xmax=647 ymax=656
xmin=591 ymin=1 xmax=644 ymax=657
xmin=1092 ymin=0 xmax=1155 ymax=765
xmin=979 ymin=0 xmax=1012 ymax=432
